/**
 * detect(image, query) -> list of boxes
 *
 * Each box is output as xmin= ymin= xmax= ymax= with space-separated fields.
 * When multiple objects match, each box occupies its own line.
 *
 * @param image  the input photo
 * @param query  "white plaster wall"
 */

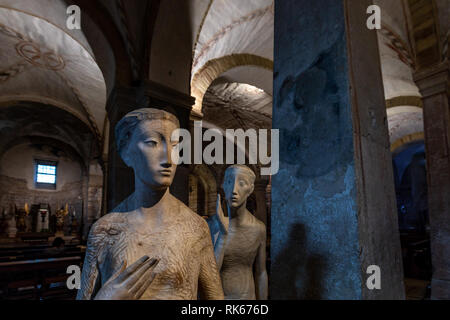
xmin=0 ymin=144 xmax=83 ymax=191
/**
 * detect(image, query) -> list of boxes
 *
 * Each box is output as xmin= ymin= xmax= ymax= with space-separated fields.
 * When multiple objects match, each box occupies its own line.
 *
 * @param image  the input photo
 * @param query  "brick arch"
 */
xmin=391 ymin=132 xmax=425 ymax=153
xmin=191 ymin=53 xmax=273 ymax=115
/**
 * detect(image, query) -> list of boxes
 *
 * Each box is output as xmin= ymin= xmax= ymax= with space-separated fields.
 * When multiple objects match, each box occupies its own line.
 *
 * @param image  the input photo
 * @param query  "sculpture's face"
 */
xmin=126 ymin=119 xmax=179 ymax=189
xmin=223 ymin=168 xmax=254 ymax=208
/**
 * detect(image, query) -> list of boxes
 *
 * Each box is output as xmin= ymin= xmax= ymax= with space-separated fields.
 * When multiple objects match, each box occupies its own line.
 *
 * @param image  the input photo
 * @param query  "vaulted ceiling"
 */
xmin=0 ymin=0 xmax=447 ymax=160
xmin=0 ymin=1 xmax=107 ymax=141
xmin=189 ymin=0 xmax=274 ymax=116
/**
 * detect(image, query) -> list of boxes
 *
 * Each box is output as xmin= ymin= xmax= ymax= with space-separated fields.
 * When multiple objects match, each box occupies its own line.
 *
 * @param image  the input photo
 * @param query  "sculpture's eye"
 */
xmin=145 ymin=139 xmax=157 ymax=146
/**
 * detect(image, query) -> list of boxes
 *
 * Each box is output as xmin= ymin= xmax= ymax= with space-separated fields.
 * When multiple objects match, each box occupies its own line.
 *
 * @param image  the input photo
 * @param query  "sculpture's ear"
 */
xmin=120 ymin=144 xmax=133 ymax=168
xmin=249 ymin=183 xmax=254 ymax=196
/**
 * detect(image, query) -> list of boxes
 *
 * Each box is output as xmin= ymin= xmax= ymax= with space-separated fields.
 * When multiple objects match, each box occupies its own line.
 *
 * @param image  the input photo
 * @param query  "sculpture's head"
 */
xmin=222 ymin=165 xmax=255 ymax=208
xmin=116 ymin=108 xmax=180 ymax=190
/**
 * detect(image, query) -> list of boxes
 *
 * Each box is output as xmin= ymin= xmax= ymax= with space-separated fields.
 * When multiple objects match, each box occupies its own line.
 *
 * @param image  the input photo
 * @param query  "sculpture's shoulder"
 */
xmin=88 ymin=212 xmax=127 ymax=239
xmin=248 ymin=213 xmax=266 ymax=237
xmin=174 ymin=197 xmax=210 ymax=237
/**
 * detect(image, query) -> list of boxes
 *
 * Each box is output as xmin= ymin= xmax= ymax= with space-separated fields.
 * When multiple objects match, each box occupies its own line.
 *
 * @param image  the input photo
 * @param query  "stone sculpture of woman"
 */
xmin=208 ymin=165 xmax=268 ymax=300
xmin=77 ymin=108 xmax=224 ymax=300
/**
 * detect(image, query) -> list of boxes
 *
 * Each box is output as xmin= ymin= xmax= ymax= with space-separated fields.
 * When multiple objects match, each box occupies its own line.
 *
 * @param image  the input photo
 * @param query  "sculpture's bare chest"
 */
xmin=99 ymin=216 xmax=206 ymax=299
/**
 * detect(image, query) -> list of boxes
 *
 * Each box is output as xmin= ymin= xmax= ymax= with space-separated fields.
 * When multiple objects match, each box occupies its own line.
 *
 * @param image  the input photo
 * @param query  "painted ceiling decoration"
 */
xmin=0 ymin=3 xmax=107 ymax=144
xmin=192 ymin=1 xmax=274 ymax=71
xmin=375 ymin=0 xmax=421 ymax=100
xmin=379 ymin=25 xmax=415 ymax=69
xmin=0 ymin=0 xmax=440 ymax=162
xmin=188 ymin=0 xmax=431 ymax=157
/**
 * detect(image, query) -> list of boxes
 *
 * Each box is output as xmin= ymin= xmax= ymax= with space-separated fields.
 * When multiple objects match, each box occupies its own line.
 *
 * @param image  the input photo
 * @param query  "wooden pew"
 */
xmin=0 ymin=255 xmax=83 ymax=300
xmin=0 ymin=244 xmax=83 ymax=262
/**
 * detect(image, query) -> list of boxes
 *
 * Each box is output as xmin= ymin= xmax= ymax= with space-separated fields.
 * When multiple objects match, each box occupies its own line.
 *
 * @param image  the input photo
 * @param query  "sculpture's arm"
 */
xmin=76 ymin=223 xmax=105 ymax=300
xmin=213 ymin=230 xmax=227 ymax=270
xmin=215 ymin=194 xmax=228 ymax=235
xmin=198 ymin=223 xmax=224 ymax=300
xmin=254 ymin=227 xmax=268 ymax=300
xmin=210 ymin=194 xmax=229 ymax=270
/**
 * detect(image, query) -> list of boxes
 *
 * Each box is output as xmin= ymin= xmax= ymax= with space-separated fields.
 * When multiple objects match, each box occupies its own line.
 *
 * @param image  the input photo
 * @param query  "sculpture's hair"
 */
xmin=115 ymin=108 xmax=180 ymax=155
xmin=224 ymin=165 xmax=256 ymax=185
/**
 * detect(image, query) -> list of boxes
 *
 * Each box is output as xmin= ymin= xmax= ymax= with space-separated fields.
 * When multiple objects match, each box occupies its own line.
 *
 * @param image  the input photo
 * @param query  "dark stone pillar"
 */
xmin=106 ymin=86 xmax=139 ymax=212
xmin=106 ymin=81 xmax=194 ymax=212
xmin=271 ymin=0 xmax=404 ymax=299
xmin=254 ymin=179 xmax=269 ymax=226
xmin=414 ymin=62 xmax=450 ymax=300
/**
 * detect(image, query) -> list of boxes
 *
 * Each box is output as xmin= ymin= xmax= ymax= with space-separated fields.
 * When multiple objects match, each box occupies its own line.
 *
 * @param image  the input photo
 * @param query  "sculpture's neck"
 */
xmin=127 ymin=178 xmax=171 ymax=213
xmin=228 ymin=201 xmax=248 ymax=227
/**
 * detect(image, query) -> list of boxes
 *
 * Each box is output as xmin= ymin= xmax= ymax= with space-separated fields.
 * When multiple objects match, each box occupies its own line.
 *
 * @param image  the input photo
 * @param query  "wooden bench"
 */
xmin=0 ymin=255 xmax=83 ymax=300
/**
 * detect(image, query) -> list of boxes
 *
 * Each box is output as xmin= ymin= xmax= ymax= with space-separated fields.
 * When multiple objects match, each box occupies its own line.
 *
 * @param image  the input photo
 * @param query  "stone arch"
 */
xmin=391 ymin=132 xmax=425 ymax=153
xmin=191 ymin=53 xmax=273 ymax=115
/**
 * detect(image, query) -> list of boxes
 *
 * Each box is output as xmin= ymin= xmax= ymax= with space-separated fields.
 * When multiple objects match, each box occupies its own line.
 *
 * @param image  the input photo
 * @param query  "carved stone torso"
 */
xmin=80 ymin=196 xmax=217 ymax=300
xmin=220 ymin=213 xmax=265 ymax=300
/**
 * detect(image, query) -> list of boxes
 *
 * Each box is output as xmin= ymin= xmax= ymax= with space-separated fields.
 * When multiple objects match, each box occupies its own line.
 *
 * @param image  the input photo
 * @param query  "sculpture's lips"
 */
xmin=159 ymin=169 xmax=172 ymax=176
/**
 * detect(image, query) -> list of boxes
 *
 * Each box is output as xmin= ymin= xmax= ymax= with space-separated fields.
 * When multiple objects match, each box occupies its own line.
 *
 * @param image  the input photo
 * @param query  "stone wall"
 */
xmin=0 ymin=174 xmax=83 ymax=234
xmin=0 ymin=144 xmax=103 ymax=237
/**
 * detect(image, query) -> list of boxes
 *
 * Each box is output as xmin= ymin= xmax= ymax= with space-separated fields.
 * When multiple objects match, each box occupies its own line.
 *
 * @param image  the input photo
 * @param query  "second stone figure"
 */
xmin=208 ymin=165 xmax=268 ymax=300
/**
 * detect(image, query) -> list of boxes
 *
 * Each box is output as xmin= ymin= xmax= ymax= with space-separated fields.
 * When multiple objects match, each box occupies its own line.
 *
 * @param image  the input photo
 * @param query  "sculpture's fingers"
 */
xmin=116 ymin=255 xmax=149 ymax=282
xmin=124 ymin=258 xmax=159 ymax=289
xmin=133 ymin=272 xmax=157 ymax=299
xmin=104 ymin=259 xmax=127 ymax=286
xmin=130 ymin=261 xmax=159 ymax=298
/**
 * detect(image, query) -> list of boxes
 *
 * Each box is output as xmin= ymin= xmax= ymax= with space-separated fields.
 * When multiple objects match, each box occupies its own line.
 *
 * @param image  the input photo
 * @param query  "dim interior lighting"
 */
xmin=241 ymin=83 xmax=265 ymax=95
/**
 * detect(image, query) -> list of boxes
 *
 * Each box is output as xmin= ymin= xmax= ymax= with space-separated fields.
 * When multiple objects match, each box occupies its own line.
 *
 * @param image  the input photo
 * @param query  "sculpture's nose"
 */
xmin=160 ymin=140 xmax=173 ymax=167
xmin=232 ymin=180 xmax=239 ymax=195
xmin=161 ymin=162 xmax=171 ymax=168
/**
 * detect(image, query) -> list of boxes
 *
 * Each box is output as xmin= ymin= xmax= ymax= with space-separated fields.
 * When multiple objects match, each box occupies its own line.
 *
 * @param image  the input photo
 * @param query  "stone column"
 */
xmin=270 ymin=0 xmax=405 ymax=299
xmin=254 ymin=179 xmax=269 ymax=226
xmin=106 ymin=85 xmax=139 ymax=212
xmin=106 ymin=81 xmax=194 ymax=212
xmin=414 ymin=62 xmax=450 ymax=300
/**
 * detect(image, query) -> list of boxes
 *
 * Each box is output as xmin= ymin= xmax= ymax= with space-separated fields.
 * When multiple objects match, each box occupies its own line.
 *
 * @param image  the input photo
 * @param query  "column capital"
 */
xmin=414 ymin=61 xmax=450 ymax=98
